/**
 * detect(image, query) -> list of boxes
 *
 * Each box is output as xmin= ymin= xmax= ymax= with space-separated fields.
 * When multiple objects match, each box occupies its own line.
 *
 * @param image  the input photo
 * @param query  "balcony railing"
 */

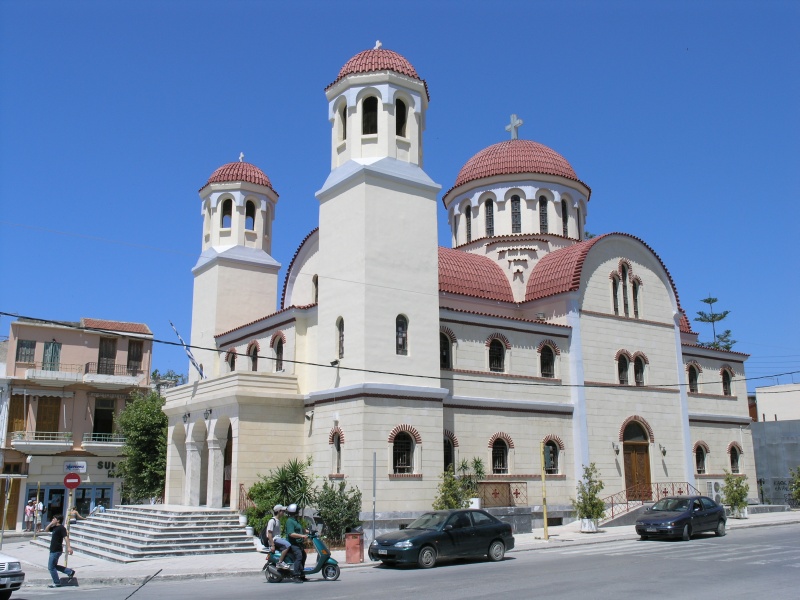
xmin=11 ymin=431 xmax=72 ymax=442
xmin=85 ymin=362 xmax=143 ymax=377
xmin=602 ymin=481 xmax=701 ymax=522
xmin=22 ymin=361 xmax=85 ymax=373
xmin=82 ymin=433 xmax=126 ymax=444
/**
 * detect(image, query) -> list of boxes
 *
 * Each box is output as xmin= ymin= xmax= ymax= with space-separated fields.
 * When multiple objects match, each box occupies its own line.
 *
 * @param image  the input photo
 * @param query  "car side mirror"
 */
xmin=444 ymin=524 xmax=453 ymax=531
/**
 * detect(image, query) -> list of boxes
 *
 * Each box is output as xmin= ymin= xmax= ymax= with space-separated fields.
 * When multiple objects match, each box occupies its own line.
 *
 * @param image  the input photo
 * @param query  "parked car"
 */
xmin=635 ymin=495 xmax=726 ymax=541
xmin=368 ymin=509 xmax=514 ymax=568
xmin=0 ymin=552 xmax=25 ymax=600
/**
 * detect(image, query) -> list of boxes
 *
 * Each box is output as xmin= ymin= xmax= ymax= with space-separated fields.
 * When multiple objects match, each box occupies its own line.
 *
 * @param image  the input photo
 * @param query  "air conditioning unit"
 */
xmin=707 ymin=481 xmax=723 ymax=504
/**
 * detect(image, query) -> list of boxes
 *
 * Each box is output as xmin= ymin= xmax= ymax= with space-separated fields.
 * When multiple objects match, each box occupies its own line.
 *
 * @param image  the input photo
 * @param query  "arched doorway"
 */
xmin=623 ymin=421 xmax=651 ymax=500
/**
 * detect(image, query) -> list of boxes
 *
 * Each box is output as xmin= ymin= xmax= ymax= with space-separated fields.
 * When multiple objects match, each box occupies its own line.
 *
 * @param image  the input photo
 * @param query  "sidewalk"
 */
xmin=5 ymin=509 xmax=798 ymax=589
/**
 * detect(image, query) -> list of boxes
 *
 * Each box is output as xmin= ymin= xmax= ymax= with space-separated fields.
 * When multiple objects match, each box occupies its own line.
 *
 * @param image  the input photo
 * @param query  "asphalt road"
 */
xmin=15 ymin=526 xmax=800 ymax=600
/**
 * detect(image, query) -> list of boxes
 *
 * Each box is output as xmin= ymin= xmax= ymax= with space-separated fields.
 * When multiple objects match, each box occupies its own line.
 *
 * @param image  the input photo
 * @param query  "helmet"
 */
xmin=287 ymin=503 xmax=298 ymax=514
xmin=273 ymin=504 xmax=285 ymax=513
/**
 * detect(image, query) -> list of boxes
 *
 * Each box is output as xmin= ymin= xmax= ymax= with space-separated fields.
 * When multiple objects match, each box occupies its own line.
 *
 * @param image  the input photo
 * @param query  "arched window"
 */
xmin=337 ymin=318 xmax=345 ymax=359
xmin=333 ymin=433 xmax=342 ymax=474
xmin=730 ymin=446 xmax=740 ymax=474
xmin=722 ymin=370 xmax=732 ymax=396
xmin=362 ymin=96 xmax=378 ymax=135
xmin=539 ymin=196 xmax=548 ymax=233
xmin=561 ymin=199 xmax=569 ymax=237
xmin=621 ymin=265 xmax=630 ymax=317
xmin=393 ymin=432 xmax=413 ymax=474
xmin=221 ymin=198 xmax=233 ymax=228
xmin=492 ymin=439 xmax=508 ymax=474
xmin=489 ymin=339 xmax=505 ymax=372
xmin=634 ymin=357 xmax=645 ymax=387
xmin=249 ymin=345 xmax=258 ymax=372
xmin=540 ymin=345 xmax=555 ymax=378
xmin=312 ymin=275 xmax=319 ymax=304
xmin=227 ymin=351 xmax=236 ymax=372
xmin=511 ymin=195 xmax=521 ymax=233
xmin=695 ymin=446 xmax=706 ymax=474
xmin=485 ymin=200 xmax=494 ymax=237
xmin=577 ymin=207 xmax=583 ymax=240
xmin=275 ymin=338 xmax=284 ymax=372
xmin=623 ymin=422 xmax=648 ymax=442
xmin=439 ymin=333 xmax=452 ymax=369
xmin=612 ymin=276 xmax=620 ymax=315
xmin=340 ymin=105 xmax=347 ymax=141
xmin=544 ymin=441 xmax=559 ymax=475
xmin=465 ymin=205 xmax=472 ymax=242
xmin=396 ymin=315 xmax=408 ymax=355
xmin=632 ymin=281 xmax=640 ymax=319
xmin=245 ymin=200 xmax=256 ymax=231
xmin=443 ymin=437 xmax=454 ymax=472
xmin=618 ymin=355 xmax=629 ymax=385
xmin=395 ymin=98 xmax=407 ymax=137
xmin=688 ymin=366 xmax=699 ymax=393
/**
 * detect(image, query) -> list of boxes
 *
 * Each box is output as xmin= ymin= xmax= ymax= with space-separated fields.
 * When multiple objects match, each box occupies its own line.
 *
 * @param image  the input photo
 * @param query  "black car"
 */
xmin=635 ymin=495 xmax=726 ymax=541
xmin=368 ymin=509 xmax=515 ymax=568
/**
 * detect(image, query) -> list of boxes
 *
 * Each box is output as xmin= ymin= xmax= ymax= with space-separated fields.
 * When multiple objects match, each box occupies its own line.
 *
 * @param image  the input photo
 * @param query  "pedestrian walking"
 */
xmin=43 ymin=515 xmax=76 ymax=588
xmin=24 ymin=500 xmax=34 ymax=532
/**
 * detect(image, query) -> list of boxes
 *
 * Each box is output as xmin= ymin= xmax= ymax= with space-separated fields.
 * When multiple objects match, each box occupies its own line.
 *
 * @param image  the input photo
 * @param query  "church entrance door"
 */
xmin=622 ymin=422 xmax=651 ymax=501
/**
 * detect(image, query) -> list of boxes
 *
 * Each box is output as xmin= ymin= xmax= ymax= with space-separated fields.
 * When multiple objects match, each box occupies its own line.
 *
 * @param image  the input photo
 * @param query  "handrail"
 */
xmin=85 ymin=362 xmax=143 ymax=377
xmin=23 ymin=362 xmax=85 ymax=374
xmin=11 ymin=431 xmax=73 ymax=442
xmin=82 ymin=433 xmax=126 ymax=444
xmin=602 ymin=481 xmax=701 ymax=522
xmin=238 ymin=483 xmax=255 ymax=512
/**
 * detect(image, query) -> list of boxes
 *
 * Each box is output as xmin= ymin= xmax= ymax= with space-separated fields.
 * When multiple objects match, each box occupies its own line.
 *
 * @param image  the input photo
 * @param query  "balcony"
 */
xmin=81 ymin=433 xmax=126 ymax=456
xmin=23 ymin=362 xmax=84 ymax=387
xmin=83 ymin=362 xmax=146 ymax=389
xmin=10 ymin=431 xmax=74 ymax=455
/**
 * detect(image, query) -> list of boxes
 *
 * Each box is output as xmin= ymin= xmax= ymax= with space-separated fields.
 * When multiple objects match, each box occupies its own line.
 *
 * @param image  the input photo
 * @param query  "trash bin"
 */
xmin=345 ymin=532 xmax=364 ymax=563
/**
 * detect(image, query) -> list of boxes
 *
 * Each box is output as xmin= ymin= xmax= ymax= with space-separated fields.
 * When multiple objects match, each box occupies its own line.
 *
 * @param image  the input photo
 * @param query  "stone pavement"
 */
xmin=4 ymin=510 xmax=798 ymax=589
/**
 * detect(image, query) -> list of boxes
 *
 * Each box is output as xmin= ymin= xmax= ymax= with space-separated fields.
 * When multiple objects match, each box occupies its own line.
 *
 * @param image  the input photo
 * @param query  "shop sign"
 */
xmin=64 ymin=461 xmax=87 ymax=473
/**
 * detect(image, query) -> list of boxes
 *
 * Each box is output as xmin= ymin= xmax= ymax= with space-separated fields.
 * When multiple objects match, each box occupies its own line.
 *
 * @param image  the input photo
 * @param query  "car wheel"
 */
xmin=418 ymin=545 xmax=437 ymax=569
xmin=322 ymin=563 xmax=341 ymax=581
xmin=715 ymin=519 xmax=726 ymax=537
xmin=639 ymin=534 xmax=649 ymax=541
xmin=487 ymin=540 xmax=505 ymax=562
xmin=681 ymin=524 xmax=692 ymax=541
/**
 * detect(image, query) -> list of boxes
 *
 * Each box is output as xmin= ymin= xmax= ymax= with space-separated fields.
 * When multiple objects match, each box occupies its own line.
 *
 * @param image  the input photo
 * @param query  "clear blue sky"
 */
xmin=1 ymin=1 xmax=798 ymax=391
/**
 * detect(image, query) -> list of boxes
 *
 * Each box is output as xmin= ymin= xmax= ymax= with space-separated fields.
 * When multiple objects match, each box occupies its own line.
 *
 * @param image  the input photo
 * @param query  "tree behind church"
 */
xmin=116 ymin=390 xmax=168 ymax=502
xmin=694 ymin=296 xmax=737 ymax=350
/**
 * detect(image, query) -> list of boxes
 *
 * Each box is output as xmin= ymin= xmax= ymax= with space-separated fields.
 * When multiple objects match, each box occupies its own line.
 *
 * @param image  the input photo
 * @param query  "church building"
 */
xmin=163 ymin=44 xmax=754 ymax=519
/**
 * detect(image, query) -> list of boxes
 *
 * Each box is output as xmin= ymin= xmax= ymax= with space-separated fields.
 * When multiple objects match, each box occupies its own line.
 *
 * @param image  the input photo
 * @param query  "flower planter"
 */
xmin=238 ymin=514 xmax=248 ymax=526
xmin=731 ymin=506 xmax=748 ymax=519
xmin=580 ymin=518 xmax=598 ymax=533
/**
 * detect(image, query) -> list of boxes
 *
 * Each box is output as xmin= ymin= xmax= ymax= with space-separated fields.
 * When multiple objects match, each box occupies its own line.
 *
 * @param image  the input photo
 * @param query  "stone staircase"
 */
xmin=31 ymin=505 xmax=255 ymax=563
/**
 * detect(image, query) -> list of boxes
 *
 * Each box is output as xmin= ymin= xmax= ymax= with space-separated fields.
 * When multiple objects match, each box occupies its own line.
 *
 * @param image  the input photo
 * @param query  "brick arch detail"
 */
xmin=246 ymin=340 xmax=260 ymax=354
xmin=225 ymin=348 xmax=237 ymax=362
xmin=270 ymin=331 xmax=287 ymax=348
xmin=440 ymin=326 xmax=456 ymax=343
xmin=615 ymin=349 xmax=633 ymax=361
xmin=686 ymin=360 xmax=703 ymax=374
xmin=485 ymin=333 xmax=511 ymax=349
xmin=632 ymin=351 xmax=649 ymax=365
xmin=727 ymin=441 xmax=743 ymax=455
xmin=328 ymin=426 xmax=345 ymax=445
xmin=443 ymin=429 xmax=459 ymax=448
xmin=488 ymin=432 xmax=515 ymax=449
xmin=388 ymin=424 xmax=422 ymax=444
xmin=537 ymin=339 xmax=561 ymax=355
xmin=608 ymin=271 xmax=620 ymax=282
xmin=719 ymin=365 xmax=734 ymax=377
xmin=693 ymin=440 xmax=710 ymax=454
xmin=618 ymin=259 xmax=634 ymax=278
xmin=542 ymin=434 xmax=565 ymax=450
xmin=618 ymin=415 xmax=655 ymax=443
xmin=631 ymin=275 xmax=643 ymax=287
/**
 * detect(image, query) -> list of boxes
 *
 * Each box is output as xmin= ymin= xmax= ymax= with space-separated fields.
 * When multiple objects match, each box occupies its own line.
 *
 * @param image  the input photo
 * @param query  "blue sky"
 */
xmin=1 ymin=0 xmax=798 ymax=391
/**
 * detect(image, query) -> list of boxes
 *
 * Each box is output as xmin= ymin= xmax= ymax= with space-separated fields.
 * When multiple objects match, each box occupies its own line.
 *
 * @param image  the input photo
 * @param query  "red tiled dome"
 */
xmin=329 ymin=47 xmax=420 ymax=86
xmin=201 ymin=161 xmax=275 ymax=194
xmin=439 ymin=247 xmax=514 ymax=303
xmin=450 ymin=139 xmax=582 ymax=195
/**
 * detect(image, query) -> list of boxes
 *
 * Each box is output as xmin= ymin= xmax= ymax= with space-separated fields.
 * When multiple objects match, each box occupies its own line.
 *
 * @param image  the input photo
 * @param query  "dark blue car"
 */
xmin=635 ymin=495 xmax=726 ymax=541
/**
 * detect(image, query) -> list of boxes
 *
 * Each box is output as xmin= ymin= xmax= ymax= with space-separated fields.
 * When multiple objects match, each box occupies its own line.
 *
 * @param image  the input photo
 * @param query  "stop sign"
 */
xmin=64 ymin=473 xmax=81 ymax=490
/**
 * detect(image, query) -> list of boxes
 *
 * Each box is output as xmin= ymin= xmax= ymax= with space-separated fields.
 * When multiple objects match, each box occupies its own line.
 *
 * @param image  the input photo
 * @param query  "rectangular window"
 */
xmin=93 ymin=398 xmax=116 ymax=435
xmin=6 ymin=396 xmax=25 ymax=437
xmin=127 ymin=340 xmax=143 ymax=374
xmin=98 ymin=338 xmax=117 ymax=375
xmin=36 ymin=397 xmax=60 ymax=432
xmin=43 ymin=341 xmax=61 ymax=371
xmin=511 ymin=197 xmax=521 ymax=233
xmin=16 ymin=340 xmax=36 ymax=363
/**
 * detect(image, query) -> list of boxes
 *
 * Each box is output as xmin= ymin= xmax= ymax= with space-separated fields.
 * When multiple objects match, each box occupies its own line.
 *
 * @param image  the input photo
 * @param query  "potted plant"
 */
xmin=572 ymin=463 xmax=605 ymax=532
xmin=722 ymin=470 xmax=749 ymax=518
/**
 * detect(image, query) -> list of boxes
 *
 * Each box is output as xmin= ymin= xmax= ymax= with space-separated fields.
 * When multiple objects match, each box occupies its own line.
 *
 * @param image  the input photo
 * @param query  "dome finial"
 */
xmin=239 ymin=152 xmax=245 ymax=162
xmin=505 ymin=114 xmax=523 ymax=140
xmin=374 ymin=40 xmax=382 ymax=50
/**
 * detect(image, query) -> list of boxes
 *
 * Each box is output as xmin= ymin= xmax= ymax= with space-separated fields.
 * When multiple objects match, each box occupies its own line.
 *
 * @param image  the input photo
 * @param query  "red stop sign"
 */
xmin=64 ymin=473 xmax=81 ymax=490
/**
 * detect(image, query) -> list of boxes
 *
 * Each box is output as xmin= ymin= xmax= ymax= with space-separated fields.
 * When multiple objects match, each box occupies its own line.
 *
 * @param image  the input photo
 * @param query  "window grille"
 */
xmin=696 ymin=448 xmax=706 ymax=474
xmin=127 ymin=340 xmax=143 ymax=373
xmin=688 ymin=367 xmax=698 ymax=392
xmin=492 ymin=440 xmax=508 ymax=474
xmin=621 ymin=266 xmax=629 ymax=317
xmin=98 ymin=338 xmax=117 ymax=375
xmin=540 ymin=346 xmax=555 ymax=378
xmin=545 ymin=441 xmax=559 ymax=475
xmin=465 ymin=206 xmax=472 ymax=242
xmin=485 ymin=200 xmax=494 ymax=237
xmin=443 ymin=438 xmax=454 ymax=472
xmin=16 ymin=340 xmax=36 ymax=363
xmin=275 ymin=339 xmax=284 ymax=371
xmin=618 ymin=356 xmax=629 ymax=385
xmin=439 ymin=333 xmax=452 ymax=369
xmin=396 ymin=315 xmax=408 ymax=355
xmin=539 ymin=196 xmax=548 ymax=233
xmin=561 ymin=199 xmax=568 ymax=237
xmin=722 ymin=370 xmax=732 ymax=396
xmin=393 ymin=433 xmax=413 ymax=474
xmin=612 ymin=277 xmax=620 ymax=315
xmin=632 ymin=281 xmax=640 ymax=319
xmin=43 ymin=341 xmax=61 ymax=371
xmin=511 ymin=195 xmax=521 ymax=233
xmin=730 ymin=447 xmax=740 ymax=473
xmin=337 ymin=318 xmax=345 ymax=359
xmin=489 ymin=340 xmax=504 ymax=372
xmin=634 ymin=357 xmax=645 ymax=386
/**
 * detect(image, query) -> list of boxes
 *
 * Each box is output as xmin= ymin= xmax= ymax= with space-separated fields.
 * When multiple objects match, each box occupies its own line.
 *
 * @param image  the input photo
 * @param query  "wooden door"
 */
xmin=623 ymin=442 xmax=652 ymax=501
xmin=36 ymin=397 xmax=60 ymax=432
xmin=1 ymin=479 xmax=21 ymax=530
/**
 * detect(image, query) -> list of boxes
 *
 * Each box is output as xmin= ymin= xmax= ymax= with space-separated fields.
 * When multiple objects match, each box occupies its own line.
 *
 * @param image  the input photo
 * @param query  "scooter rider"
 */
xmin=265 ymin=504 xmax=291 ymax=568
xmin=285 ymin=503 xmax=308 ymax=581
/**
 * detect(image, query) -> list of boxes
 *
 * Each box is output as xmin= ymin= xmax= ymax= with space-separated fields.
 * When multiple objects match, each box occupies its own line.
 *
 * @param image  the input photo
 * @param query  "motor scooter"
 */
xmin=263 ymin=529 xmax=340 ymax=582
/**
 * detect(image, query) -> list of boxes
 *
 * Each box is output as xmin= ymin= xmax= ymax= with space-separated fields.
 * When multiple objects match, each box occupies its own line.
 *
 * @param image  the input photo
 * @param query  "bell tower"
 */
xmin=189 ymin=156 xmax=280 ymax=381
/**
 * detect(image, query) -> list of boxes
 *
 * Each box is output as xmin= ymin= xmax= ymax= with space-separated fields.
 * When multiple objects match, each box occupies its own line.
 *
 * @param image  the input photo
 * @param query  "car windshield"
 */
xmin=406 ymin=512 xmax=448 ymax=530
xmin=651 ymin=498 xmax=690 ymax=512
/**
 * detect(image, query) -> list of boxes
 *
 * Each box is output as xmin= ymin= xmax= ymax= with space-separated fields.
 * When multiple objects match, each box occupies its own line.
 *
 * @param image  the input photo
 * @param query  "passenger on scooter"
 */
xmin=265 ymin=504 xmax=291 ymax=569
xmin=285 ymin=503 xmax=309 ymax=581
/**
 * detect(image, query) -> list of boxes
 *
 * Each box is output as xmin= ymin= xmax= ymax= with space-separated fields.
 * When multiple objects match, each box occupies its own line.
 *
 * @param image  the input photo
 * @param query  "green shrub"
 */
xmin=790 ymin=467 xmax=800 ymax=506
xmin=572 ymin=463 xmax=605 ymax=520
xmin=432 ymin=458 xmax=485 ymax=510
xmin=315 ymin=480 xmax=362 ymax=545
xmin=722 ymin=470 xmax=749 ymax=512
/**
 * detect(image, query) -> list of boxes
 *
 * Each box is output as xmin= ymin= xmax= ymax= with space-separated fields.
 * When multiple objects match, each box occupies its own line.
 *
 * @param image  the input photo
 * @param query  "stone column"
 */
xmin=184 ymin=441 xmax=201 ymax=506
xmin=206 ymin=438 xmax=224 ymax=508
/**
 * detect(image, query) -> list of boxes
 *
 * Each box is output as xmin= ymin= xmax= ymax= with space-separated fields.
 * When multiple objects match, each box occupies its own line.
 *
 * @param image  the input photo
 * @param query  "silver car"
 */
xmin=0 ymin=552 xmax=25 ymax=600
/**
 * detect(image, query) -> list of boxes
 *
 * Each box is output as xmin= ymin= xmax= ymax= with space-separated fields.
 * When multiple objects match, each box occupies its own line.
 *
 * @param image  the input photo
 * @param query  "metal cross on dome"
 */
xmin=239 ymin=152 xmax=245 ymax=162
xmin=505 ymin=114 xmax=523 ymax=140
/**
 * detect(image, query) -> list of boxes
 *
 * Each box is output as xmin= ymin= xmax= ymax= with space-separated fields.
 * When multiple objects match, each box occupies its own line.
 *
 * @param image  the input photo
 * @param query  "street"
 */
xmin=14 ymin=526 xmax=800 ymax=600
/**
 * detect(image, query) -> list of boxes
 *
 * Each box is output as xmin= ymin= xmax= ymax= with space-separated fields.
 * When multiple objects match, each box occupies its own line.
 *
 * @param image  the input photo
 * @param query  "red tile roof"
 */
xmin=81 ymin=318 xmax=152 ymax=335
xmin=200 ymin=161 xmax=276 ymax=194
xmin=439 ymin=247 xmax=514 ymax=303
xmin=445 ymin=139 xmax=590 ymax=201
xmin=326 ymin=47 xmax=430 ymax=100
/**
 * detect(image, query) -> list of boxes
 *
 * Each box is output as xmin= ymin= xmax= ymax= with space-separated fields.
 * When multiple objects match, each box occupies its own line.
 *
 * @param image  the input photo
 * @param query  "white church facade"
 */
xmin=163 ymin=45 xmax=754 ymax=518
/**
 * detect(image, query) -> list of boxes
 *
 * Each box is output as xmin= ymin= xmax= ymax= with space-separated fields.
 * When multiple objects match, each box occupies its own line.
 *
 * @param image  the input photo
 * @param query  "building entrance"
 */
xmin=622 ymin=422 xmax=651 ymax=501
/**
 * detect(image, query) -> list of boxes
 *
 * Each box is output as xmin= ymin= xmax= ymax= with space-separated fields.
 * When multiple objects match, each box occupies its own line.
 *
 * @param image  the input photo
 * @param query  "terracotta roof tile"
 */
xmin=439 ymin=247 xmax=514 ymax=303
xmin=81 ymin=318 xmax=152 ymax=335
xmin=326 ymin=47 xmax=430 ymax=100
xmin=200 ymin=161 xmax=276 ymax=194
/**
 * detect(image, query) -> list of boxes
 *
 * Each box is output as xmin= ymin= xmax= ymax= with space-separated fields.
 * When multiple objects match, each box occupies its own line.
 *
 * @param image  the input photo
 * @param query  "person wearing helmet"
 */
xmin=262 ymin=504 xmax=291 ymax=569
xmin=285 ymin=503 xmax=308 ymax=581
